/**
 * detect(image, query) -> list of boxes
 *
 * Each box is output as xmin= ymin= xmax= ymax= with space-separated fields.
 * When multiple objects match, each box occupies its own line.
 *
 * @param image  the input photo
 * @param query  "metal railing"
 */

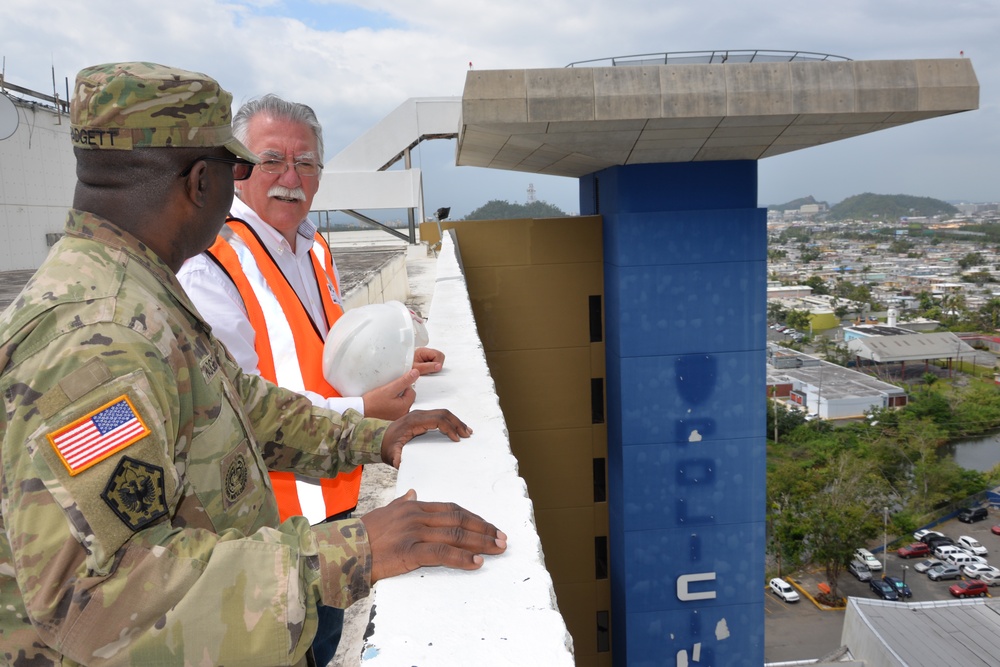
xmin=566 ymin=49 xmax=852 ymax=68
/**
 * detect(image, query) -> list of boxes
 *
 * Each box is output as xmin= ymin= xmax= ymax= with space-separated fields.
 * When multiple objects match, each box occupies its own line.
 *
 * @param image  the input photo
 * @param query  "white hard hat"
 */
xmin=323 ymin=300 xmax=416 ymax=396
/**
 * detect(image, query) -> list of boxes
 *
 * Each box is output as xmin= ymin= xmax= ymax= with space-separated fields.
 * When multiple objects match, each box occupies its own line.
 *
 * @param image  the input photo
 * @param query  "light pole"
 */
xmin=883 ymin=507 xmax=889 ymax=573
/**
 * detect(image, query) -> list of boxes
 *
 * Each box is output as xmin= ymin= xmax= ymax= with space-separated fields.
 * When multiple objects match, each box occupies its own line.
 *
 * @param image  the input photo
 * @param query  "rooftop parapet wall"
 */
xmin=357 ymin=231 xmax=575 ymax=666
xmin=457 ymin=59 xmax=979 ymax=176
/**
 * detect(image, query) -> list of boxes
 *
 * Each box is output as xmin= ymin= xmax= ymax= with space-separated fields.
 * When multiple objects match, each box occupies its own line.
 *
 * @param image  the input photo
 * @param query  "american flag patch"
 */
xmin=47 ymin=396 xmax=150 ymax=475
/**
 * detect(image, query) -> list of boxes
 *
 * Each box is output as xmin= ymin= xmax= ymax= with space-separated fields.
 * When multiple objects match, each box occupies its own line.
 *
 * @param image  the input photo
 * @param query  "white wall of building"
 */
xmin=0 ymin=96 xmax=75 ymax=271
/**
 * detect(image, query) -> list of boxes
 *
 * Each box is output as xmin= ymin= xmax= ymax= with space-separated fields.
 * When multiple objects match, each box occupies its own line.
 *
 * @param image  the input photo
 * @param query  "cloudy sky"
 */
xmin=1 ymin=0 xmax=996 ymax=217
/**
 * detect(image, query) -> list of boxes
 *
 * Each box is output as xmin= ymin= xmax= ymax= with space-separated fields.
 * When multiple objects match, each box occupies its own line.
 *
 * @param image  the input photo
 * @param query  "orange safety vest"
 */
xmin=206 ymin=217 xmax=362 ymax=522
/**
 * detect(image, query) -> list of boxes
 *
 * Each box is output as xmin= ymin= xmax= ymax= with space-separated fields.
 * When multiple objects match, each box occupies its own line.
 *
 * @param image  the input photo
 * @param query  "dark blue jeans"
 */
xmin=311 ymin=604 xmax=344 ymax=666
xmin=310 ymin=508 xmax=355 ymax=666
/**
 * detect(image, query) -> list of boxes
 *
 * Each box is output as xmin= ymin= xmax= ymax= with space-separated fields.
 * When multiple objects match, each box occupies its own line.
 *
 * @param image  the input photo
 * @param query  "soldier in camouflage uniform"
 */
xmin=0 ymin=62 xmax=506 ymax=666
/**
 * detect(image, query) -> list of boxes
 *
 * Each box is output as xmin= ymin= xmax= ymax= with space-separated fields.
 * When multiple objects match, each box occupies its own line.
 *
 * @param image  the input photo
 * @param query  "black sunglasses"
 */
xmin=179 ymin=155 xmax=256 ymax=181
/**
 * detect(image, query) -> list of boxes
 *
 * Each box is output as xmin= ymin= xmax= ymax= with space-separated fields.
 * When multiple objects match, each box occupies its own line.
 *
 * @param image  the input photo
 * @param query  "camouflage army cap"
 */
xmin=70 ymin=61 xmax=257 ymax=162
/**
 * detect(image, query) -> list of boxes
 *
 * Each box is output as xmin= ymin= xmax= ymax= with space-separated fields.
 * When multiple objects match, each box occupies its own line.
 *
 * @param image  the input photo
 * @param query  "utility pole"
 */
xmin=771 ymin=386 xmax=778 ymax=443
xmin=883 ymin=507 xmax=889 ymax=573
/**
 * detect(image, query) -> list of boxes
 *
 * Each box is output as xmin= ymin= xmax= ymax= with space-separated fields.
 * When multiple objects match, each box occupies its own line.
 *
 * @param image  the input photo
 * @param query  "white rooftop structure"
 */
xmin=842 ymin=597 xmax=1000 ymax=666
xmin=847 ymin=331 xmax=981 ymax=364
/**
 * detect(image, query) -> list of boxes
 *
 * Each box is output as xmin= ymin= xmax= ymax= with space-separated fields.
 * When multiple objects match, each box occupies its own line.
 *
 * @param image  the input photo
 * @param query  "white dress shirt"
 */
xmin=177 ymin=196 xmax=365 ymax=416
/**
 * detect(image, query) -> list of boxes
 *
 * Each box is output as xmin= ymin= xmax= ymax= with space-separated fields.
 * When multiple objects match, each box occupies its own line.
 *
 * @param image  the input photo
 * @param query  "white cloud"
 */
xmin=2 ymin=0 xmax=997 ymax=215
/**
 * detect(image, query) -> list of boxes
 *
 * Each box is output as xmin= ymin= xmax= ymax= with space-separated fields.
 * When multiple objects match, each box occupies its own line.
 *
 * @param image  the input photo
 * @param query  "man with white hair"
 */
xmin=178 ymin=94 xmax=444 ymax=665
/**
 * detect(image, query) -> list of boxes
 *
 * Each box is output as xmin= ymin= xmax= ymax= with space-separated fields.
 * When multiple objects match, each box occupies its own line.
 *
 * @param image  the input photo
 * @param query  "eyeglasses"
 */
xmin=257 ymin=159 xmax=323 ymax=177
xmin=179 ymin=155 xmax=256 ymax=181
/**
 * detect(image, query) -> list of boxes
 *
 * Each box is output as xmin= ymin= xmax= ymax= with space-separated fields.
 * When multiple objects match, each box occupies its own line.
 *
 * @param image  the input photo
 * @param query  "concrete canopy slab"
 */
xmin=457 ymin=59 xmax=978 ymax=177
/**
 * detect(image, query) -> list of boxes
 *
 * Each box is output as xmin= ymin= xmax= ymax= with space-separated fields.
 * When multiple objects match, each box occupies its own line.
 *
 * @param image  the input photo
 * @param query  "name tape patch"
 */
xmin=47 ymin=395 xmax=150 ymax=475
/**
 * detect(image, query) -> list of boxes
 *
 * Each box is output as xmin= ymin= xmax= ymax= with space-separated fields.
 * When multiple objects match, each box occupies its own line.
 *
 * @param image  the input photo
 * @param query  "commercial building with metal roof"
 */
xmin=841 ymin=597 xmax=1000 ymax=666
xmin=767 ymin=345 xmax=907 ymax=419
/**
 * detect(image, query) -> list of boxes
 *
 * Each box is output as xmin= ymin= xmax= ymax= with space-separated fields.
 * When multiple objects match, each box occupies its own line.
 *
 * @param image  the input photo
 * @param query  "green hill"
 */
xmin=826 ymin=193 xmax=958 ymax=221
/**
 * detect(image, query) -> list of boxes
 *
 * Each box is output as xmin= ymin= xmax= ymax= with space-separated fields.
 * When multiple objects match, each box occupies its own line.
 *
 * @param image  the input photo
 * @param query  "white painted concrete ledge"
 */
xmin=358 ymin=231 xmax=575 ymax=666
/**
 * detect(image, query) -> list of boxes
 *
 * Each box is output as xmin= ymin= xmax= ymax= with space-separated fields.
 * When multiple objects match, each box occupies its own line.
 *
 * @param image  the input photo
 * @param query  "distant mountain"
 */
xmin=826 ymin=193 xmax=958 ymax=221
xmin=767 ymin=195 xmax=829 ymax=212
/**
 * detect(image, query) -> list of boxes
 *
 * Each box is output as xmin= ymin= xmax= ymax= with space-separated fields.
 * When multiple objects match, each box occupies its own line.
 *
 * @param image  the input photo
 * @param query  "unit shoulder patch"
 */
xmin=101 ymin=456 xmax=168 ymax=530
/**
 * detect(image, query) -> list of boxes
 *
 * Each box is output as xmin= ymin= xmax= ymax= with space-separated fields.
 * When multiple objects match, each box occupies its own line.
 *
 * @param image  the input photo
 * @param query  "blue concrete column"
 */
xmin=580 ymin=162 xmax=767 ymax=667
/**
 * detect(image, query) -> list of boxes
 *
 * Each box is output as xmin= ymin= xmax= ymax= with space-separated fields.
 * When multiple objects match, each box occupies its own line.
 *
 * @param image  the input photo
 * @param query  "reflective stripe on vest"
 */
xmin=207 ymin=219 xmax=362 ymax=523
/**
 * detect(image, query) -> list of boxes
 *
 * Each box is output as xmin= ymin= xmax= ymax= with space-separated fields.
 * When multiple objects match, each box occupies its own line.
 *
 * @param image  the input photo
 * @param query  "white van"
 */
xmin=945 ymin=552 xmax=982 ymax=568
xmin=934 ymin=545 xmax=964 ymax=560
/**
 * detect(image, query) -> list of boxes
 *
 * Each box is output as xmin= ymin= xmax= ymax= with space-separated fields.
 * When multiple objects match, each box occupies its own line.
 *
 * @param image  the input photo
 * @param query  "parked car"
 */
xmin=934 ymin=545 xmax=964 ymax=560
xmin=980 ymin=571 xmax=1000 ymax=587
xmin=869 ymin=578 xmax=899 ymax=601
xmin=925 ymin=535 xmax=955 ymax=550
xmin=920 ymin=532 xmax=950 ymax=546
xmin=991 ymin=524 xmax=1000 ymax=536
xmin=914 ymin=558 xmax=943 ymax=573
xmin=897 ymin=542 xmax=931 ymax=559
xmin=958 ymin=535 xmax=988 ymax=555
xmin=949 ymin=579 xmax=989 ymax=598
xmin=883 ymin=575 xmax=912 ymax=599
xmin=855 ymin=548 xmax=883 ymax=571
xmin=769 ymin=577 xmax=800 ymax=603
xmin=927 ymin=564 xmax=963 ymax=581
xmin=914 ymin=529 xmax=944 ymax=541
xmin=963 ymin=564 xmax=1000 ymax=579
xmin=848 ymin=560 xmax=873 ymax=582
xmin=958 ymin=507 xmax=989 ymax=523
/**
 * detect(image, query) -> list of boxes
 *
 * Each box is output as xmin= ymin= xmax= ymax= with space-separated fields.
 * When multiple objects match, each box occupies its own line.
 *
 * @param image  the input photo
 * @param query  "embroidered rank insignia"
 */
xmin=47 ymin=395 xmax=150 ymax=475
xmin=101 ymin=456 xmax=168 ymax=530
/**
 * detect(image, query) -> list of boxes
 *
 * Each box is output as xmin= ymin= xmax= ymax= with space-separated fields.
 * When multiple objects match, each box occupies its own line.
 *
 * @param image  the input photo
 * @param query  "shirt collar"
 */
xmin=230 ymin=196 xmax=317 ymax=246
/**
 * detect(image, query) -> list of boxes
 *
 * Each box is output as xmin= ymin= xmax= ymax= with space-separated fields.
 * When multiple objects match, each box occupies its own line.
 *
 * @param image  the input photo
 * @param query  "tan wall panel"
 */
xmin=535 ymin=506 xmax=596 ymax=584
xmin=419 ymin=216 xmax=602 ymax=264
xmin=554 ymin=581 xmax=598 ymax=661
xmin=467 ymin=263 xmax=603 ymax=351
xmin=486 ymin=347 xmax=593 ymax=431
xmin=510 ymin=428 xmax=593 ymax=509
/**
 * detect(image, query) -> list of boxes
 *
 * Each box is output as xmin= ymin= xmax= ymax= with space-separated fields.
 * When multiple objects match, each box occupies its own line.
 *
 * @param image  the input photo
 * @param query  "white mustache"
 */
xmin=268 ymin=185 xmax=306 ymax=201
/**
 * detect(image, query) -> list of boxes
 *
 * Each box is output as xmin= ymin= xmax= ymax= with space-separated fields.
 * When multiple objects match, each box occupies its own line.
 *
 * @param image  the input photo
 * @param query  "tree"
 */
xmin=802 ymin=453 xmax=892 ymax=600
xmin=767 ymin=301 xmax=789 ymax=324
xmin=976 ymin=297 xmax=1000 ymax=331
xmin=800 ymin=248 xmax=821 ymax=263
xmin=961 ymin=271 xmax=995 ymax=287
xmin=785 ymin=309 xmax=812 ymax=332
xmin=888 ymin=239 xmax=914 ymax=254
xmin=464 ymin=199 xmax=568 ymax=220
xmin=804 ymin=275 xmax=829 ymax=295
xmin=957 ymin=251 xmax=985 ymax=271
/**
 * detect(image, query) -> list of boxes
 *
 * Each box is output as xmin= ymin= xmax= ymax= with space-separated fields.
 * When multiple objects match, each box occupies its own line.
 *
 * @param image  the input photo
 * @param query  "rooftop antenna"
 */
xmin=527 ymin=182 xmax=536 ymax=203
xmin=51 ymin=63 xmax=62 ymax=123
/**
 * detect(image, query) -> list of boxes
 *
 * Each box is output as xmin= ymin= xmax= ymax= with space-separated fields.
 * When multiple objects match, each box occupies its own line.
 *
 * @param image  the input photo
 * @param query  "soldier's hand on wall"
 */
xmin=379 ymin=408 xmax=472 ymax=467
xmin=362 ymin=489 xmax=506 ymax=583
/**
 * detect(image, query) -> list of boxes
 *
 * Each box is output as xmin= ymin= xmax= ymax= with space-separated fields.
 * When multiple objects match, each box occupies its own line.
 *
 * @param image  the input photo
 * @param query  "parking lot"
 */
xmin=765 ymin=508 xmax=1000 ymax=663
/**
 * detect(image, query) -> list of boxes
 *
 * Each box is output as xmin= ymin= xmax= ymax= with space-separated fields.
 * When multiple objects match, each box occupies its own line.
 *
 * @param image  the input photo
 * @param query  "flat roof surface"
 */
xmin=458 ymin=59 xmax=978 ymax=177
xmin=767 ymin=346 xmax=905 ymax=400
xmin=846 ymin=597 xmax=1000 ymax=666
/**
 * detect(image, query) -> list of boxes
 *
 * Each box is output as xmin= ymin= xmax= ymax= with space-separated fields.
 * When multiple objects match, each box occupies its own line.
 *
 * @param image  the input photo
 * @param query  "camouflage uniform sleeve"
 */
xmin=0 ymin=320 xmax=379 ymax=665
xmin=216 ymin=335 xmax=390 ymax=475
